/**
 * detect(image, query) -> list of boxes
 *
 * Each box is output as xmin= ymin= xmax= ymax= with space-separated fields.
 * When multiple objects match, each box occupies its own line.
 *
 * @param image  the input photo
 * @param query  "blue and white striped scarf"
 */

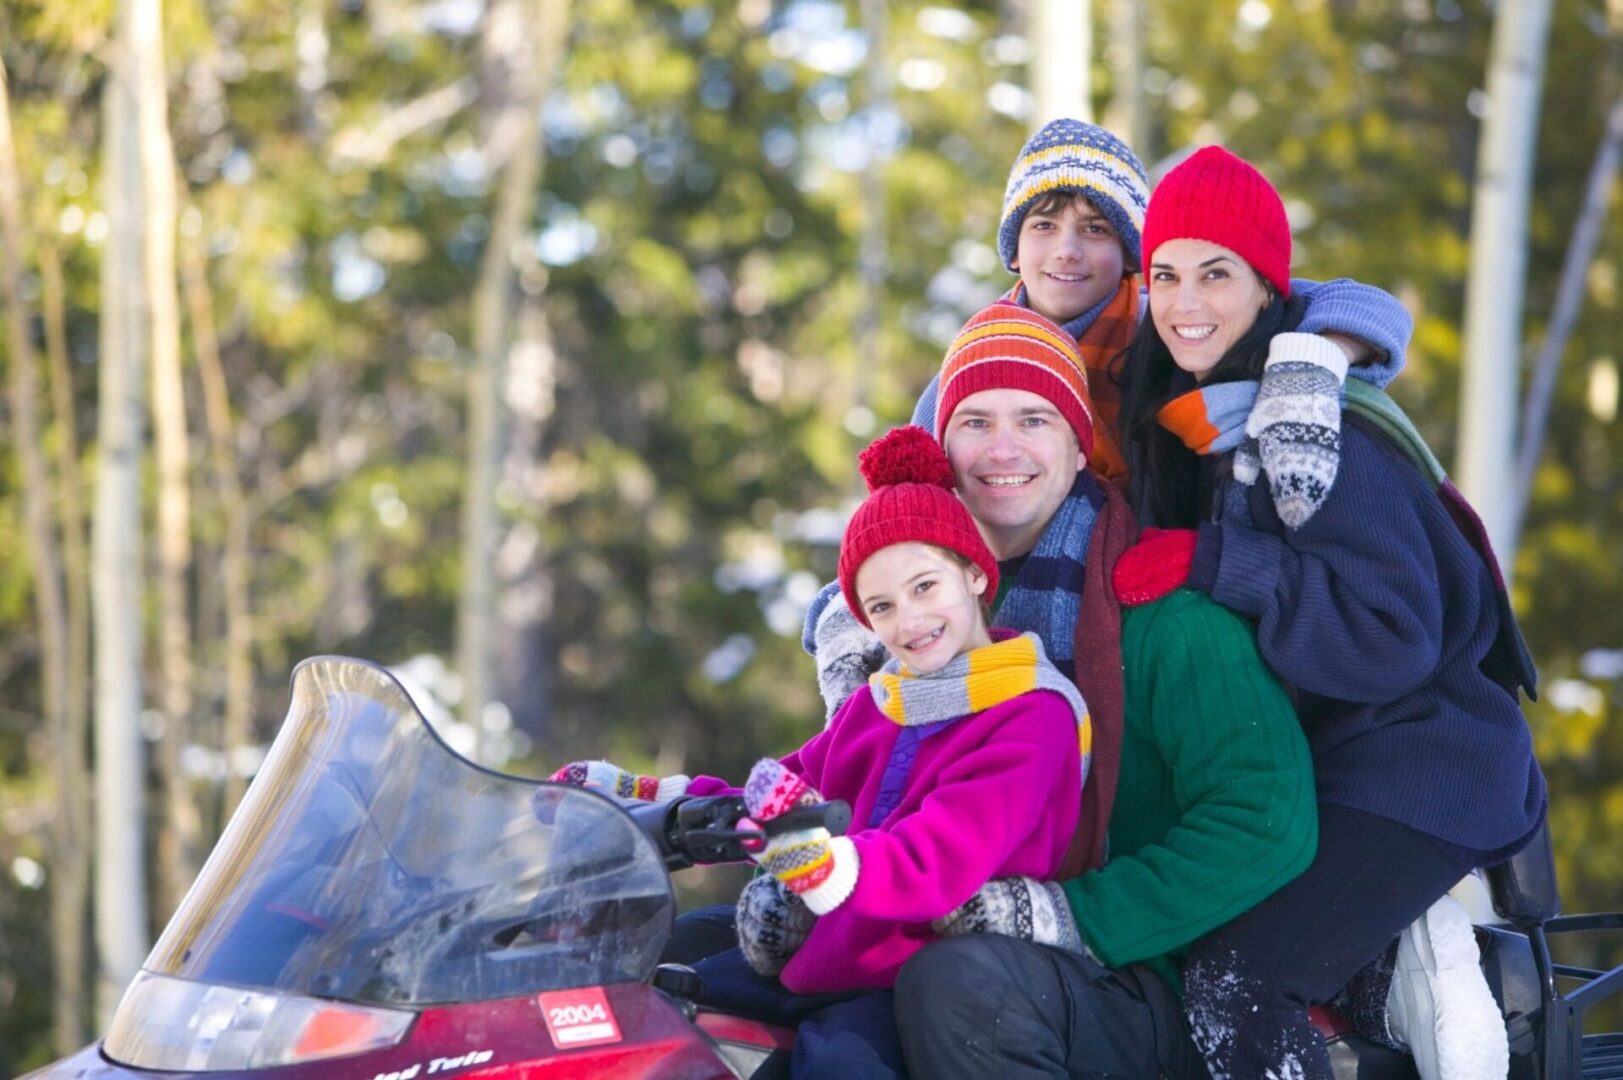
xmin=993 ymin=472 xmax=1105 ymax=680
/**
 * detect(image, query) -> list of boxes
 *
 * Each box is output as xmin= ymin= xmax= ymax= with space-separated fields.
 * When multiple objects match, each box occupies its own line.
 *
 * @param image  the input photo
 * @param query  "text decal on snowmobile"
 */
xmin=367 ymin=1052 xmax=493 ymax=1080
xmin=537 ymin=988 xmax=624 ymax=1048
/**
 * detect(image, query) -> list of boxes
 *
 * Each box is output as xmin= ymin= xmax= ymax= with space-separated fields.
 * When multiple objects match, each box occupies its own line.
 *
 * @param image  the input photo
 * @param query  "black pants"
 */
xmin=1181 ymin=803 xmax=1472 ymax=1079
xmin=894 ymin=934 xmax=1205 ymax=1078
xmin=670 ymin=905 xmax=909 ymax=1080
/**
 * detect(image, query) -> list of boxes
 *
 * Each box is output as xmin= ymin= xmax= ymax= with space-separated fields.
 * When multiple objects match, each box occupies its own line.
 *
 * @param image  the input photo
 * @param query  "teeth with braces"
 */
xmin=906 ymin=627 xmax=944 ymax=651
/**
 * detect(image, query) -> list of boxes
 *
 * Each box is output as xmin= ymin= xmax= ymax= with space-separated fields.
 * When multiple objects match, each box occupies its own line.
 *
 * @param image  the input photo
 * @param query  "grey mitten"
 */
xmin=1244 ymin=332 xmax=1350 ymax=529
xmin=737 ymin=874 xmax=816 ymax=977
xmin=931 ymin=876 xmax=1089 ymax=957
xmin=810 ymin=588 xmax=888 ymax=721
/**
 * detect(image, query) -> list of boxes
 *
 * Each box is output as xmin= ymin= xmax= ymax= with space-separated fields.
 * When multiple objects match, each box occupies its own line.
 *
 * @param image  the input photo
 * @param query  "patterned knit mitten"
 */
xmin=931 ymin=876 xmax=1089 ymax=957
xmin=1244 ymin=332 xmax=1350 ymax=529
xmin=736 ymin=874 xmax=816 ymax=977
xmin=806 ymin=584 xmax=889 ymax=721
xmin=743 ymin=758 xmax=859 ymax=915
xmin=548 ymin=760 xmax=691 ymax=802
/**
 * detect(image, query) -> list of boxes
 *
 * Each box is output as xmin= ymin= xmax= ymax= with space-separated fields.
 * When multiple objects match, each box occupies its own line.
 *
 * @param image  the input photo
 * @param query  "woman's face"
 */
xmin=1147 ymin=238 xmax=1272 ymax=382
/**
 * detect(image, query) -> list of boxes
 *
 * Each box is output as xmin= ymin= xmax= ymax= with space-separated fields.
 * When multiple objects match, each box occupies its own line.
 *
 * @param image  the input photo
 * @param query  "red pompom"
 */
xmin=857 ymin=425 xmax=956 ymax=493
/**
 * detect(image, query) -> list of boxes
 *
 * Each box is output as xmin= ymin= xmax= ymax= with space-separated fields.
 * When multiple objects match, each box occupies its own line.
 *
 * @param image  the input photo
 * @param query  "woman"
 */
xmin=1112 ymin=145 xmax=1546 ymax=1080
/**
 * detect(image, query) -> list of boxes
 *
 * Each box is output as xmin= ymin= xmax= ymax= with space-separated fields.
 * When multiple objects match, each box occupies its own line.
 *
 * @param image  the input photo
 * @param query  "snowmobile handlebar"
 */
xmin=629 ymin=794 xmax=851 ymax=872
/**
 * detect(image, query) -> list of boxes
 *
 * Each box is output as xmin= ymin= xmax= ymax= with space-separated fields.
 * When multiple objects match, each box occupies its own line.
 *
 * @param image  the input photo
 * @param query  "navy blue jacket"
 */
xmin=1188 ymin=416 xmax=1546 ymax=862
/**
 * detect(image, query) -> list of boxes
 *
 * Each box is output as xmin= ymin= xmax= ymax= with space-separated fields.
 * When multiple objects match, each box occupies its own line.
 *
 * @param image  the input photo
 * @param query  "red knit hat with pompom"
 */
xmin=838 ymin=426 xmax=999 ymax=627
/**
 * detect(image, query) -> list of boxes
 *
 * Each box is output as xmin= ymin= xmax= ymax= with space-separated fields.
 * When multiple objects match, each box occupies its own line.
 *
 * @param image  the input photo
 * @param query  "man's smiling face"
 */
xmin=942 ymin=388 xmax=1085 ymax=560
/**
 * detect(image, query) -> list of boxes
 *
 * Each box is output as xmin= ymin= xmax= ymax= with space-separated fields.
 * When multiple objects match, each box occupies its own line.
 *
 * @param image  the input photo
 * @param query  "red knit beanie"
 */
xmin=1140 ymin=145 xmax=1292 ymax=298
xmin=838 ymin=426 xmax=999 ymax=628
xmin=936 ymin=302 xmax=1097 ymax=458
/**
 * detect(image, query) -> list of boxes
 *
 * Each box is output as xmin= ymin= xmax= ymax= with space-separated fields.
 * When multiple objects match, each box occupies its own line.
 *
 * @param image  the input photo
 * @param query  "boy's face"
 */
xmin=1012 ymin=195 xmax=1127 ymax=325
xmin=855 ymin=542 xmax=992 ymax=674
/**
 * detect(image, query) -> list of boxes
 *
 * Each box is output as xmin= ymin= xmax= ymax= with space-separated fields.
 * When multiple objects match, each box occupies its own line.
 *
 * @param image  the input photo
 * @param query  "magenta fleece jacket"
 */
xmin=698 ymin=684 xmax=1081 ymax=994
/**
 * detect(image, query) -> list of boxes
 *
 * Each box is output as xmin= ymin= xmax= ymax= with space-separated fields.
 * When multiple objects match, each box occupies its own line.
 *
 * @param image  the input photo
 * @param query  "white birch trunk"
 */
xmin=855 ymin=0 xmax=888 ymax=420
xmin=184 ymin=225 xmax=257 ymax=816
xmin=458 ymin=0 xmax=569 ymax=761
xmin=95 ymin=0 xmax=153 ymax=1024
xmin=1029 ymin=0 xmax=1092 ymax=129
xmin=39 ymin=239 xmax=94 ymax=1054
xmin=137 ymin=0 xmax=200 ymax=918
xmin=1102 ymin=0 xmax=1146 ymax=157
xmin=1457 ymin=0 xmax=1551 ymax=574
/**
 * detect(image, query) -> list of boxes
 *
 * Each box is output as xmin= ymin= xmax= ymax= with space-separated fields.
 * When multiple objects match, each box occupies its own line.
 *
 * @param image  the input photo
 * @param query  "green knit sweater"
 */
xmin=1063 ymin=588 xmax=1317 ymax=990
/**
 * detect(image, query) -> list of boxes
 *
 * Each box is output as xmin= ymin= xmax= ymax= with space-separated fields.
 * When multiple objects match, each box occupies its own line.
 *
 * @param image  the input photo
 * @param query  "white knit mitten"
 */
xmin=1245 ymin=332 xmax=1349 ymax=529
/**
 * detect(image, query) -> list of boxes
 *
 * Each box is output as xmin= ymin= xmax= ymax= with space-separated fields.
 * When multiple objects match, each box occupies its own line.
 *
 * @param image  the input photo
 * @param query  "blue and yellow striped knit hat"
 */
xmin=997 ymin=118 xmax=1150 ymax=273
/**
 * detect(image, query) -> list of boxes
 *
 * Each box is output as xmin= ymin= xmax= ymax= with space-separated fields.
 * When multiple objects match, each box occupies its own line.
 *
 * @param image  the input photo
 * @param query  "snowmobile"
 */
xmin=23 ymin=656 xmax=1621 ymax=1079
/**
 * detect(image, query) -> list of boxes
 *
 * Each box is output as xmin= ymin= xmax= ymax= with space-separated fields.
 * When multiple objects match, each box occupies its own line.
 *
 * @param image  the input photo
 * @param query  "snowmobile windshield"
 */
xmin=140 ymin=657 xmax=675 ymax=1007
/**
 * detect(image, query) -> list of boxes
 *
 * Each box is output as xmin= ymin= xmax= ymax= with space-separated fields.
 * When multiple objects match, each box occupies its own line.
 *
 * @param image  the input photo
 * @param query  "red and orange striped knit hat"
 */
xmin=936 ymin=302 xmax=1097 ymax=459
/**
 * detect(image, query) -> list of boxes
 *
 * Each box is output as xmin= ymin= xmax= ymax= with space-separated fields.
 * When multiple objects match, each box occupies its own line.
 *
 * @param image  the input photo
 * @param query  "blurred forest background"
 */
xmin=0 ymin=0 xmax=1618 ymax=1070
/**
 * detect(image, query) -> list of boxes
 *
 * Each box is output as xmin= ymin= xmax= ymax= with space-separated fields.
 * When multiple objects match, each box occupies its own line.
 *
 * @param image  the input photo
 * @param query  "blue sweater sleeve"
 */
xmin=1291 ymin=277 xmax=1413 ymax=389
xmin=910 ymin=373 xmax=941 ymax=435
xmin=801 ymin=578 xmax=844 ymax=656
xmin=1199 ymin=426 xmax=1446 ymax=703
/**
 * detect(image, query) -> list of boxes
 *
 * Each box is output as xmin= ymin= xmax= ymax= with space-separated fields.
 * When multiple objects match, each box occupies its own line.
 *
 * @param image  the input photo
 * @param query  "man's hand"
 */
xmin=1318 ymin=331 xmax=1371 ymax=365
xmin=1112 ymin=528 xmax=1198 ymax=606
xmin=931 ymin=876 xmax=1090 ymax=956
xmin=548 ymin=760 xmax=691 ymax=802
xmin=737 ymin=874 xmax=816 ymax=977
xmin=743 ymin=758 xmax=859 ymax=915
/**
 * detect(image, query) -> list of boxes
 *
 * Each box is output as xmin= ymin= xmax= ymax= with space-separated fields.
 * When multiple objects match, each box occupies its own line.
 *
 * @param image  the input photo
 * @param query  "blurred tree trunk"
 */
xmin=138 ymin=0 xmax=199 ymax=919
xmin=1029 ymin=0 xmax=1092 ymax=129
xmin=1102 ymin=0 xmax=1148 ymax=160
xmin=495 ymin=296 xmax=557 ymax=736
xmin=183 ymin=220 xmax=256 ymax=816
xmin=38 ymin=238 xmax=93 ymax=1055
xmin=296 ymin=0 xmax=329 ymax=140
xmin=1510 ymin=95 xmax=1623 ymax=553
xmin=854 ymin=0 xmax=888 ymax=429
xmin=1457 ymin=0 xmax=1550 ymax=575
xmin=0 ymin=56 xmax=86 ymax=1055
xmin=458 ymin=0 xmax=570 ymax=760
xmin=95 ymin=0 xmax=152 ymax=1024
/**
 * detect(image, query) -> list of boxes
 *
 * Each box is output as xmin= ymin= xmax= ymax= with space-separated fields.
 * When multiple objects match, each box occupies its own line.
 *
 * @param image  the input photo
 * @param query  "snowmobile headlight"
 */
xmin=103 ymin=971 xmax=412 ymax=1070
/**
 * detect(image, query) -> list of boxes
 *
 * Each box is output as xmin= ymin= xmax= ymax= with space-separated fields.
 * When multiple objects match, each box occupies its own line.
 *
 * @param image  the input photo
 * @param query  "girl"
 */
xmin=1111 ymin=145 xmax=1546 ymax=1080
xmin=729 ymin=423 xmax=1089 ymax=996
xmin=557 ymin=424 xmax=1091 ymax=1078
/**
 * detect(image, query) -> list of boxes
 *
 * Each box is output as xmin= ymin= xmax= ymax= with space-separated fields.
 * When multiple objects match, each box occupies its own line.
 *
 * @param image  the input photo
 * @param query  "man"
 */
xmin=808 ymin=304 xmax=1317 ymax=1075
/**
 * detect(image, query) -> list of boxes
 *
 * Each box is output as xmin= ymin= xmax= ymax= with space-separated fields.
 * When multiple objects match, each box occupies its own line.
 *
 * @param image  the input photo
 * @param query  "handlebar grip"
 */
xmin=762 ymin=800 xmax=851 ymax=838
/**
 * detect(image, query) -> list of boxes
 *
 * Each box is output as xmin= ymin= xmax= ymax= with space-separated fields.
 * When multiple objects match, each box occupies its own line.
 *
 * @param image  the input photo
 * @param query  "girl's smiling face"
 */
xmin=1147 ymin=237 xmax=1272 ymax=381
xmin=855 ymin=542 xmax=993 ymax=674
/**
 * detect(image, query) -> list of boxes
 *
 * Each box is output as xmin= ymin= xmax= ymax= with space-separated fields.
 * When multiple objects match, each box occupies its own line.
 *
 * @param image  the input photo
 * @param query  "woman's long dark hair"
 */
xmin=1112 ymin=284 xmax=1307 ymax=527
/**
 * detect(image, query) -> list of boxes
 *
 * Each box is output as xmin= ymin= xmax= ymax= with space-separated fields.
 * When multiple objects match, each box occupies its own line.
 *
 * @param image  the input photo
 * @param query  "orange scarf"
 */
xmin=1006 ymin=276 xmax=1140 ymax=488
